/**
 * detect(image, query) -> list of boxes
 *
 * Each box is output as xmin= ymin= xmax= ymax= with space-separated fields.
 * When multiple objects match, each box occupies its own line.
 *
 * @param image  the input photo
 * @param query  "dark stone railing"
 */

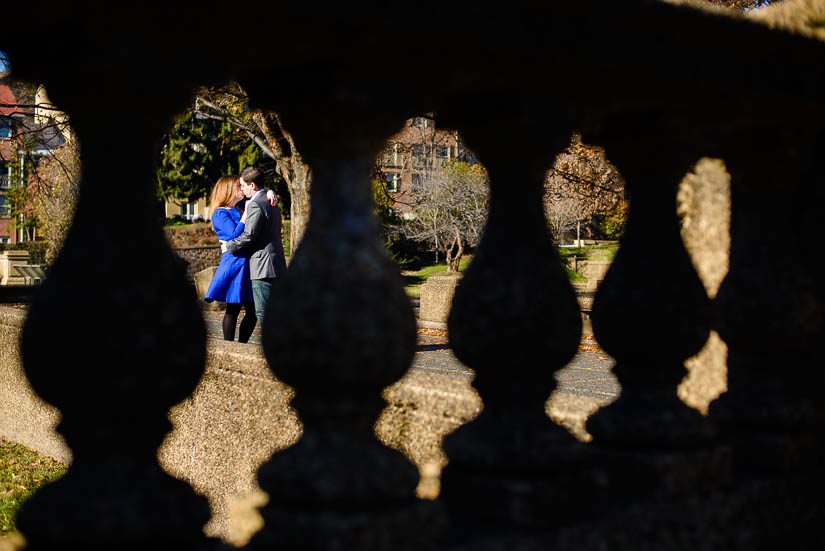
xmin=3 ymin=2 xmax=824 ymax=549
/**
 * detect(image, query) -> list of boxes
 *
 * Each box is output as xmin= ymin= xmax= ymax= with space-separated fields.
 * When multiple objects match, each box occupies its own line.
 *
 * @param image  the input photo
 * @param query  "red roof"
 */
xmin=0 ymin=85 xmax=20 ymax=116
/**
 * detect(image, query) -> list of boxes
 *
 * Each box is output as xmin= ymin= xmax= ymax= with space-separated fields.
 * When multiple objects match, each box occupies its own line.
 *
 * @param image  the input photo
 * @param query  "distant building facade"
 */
xmin=0 ymin=82 xmax=67 ymax=244
xmin=376 ymin=116 xmax=475 ymax=218
xmin=0 ymin=83 xmax=26 ymax=244
xmin=163 ymin=196 xmax=208 ymax=222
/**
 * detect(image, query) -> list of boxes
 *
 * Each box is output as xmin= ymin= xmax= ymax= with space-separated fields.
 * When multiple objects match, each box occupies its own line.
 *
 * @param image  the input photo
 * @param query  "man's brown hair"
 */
xmin=241 ymin=166 xmax=265 ymax=189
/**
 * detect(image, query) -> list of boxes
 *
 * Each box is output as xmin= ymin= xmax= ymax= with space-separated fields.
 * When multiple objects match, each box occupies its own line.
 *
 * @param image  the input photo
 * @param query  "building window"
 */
xmin=412 ymin=144 xmax=431 ymax=168
xmin=412 ymin=117 xmax=431 ymax=128
xmin=411 ymin=173 xmax=423 ymax=193
xmin=381 ymin=142 xmax=403 ymax=168
xmin=0 ymin=196 xmax=9 ymax=217
xmin=0 ymin=120 xmax=12 ymax=139
xmin=0 ymin=163 xmax=10 ymax=189
xmin=436 ymin=145 xmax=449 ymax=164
xmin=383 ymin=172 xmax=399 ymax=193
xmin=0 ymin=236 xmax=8 ymax=244
xmin=180 ymin=202 xmax=197 ymax=220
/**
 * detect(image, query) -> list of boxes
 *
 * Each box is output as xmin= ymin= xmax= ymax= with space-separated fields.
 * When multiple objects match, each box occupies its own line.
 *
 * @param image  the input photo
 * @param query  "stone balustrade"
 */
xmin=1 ymin=1 xmax=823 ymax=549
xmin=0 ymin=250 xmax=31 ymax=286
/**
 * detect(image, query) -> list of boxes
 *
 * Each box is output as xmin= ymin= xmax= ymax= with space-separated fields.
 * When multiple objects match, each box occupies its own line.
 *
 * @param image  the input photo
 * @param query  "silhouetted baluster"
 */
xmin=586 ymin=123 xmax=720 ymax=501
xmin=440 ymin=127 xmax=591 ymax=534
xmin=246 ymin=113 xmax=443 ymax=551
xmin=16 ymin=89 xmax=218 ymax=548
xmin=712 ymin=133 xmax=825 ymax=478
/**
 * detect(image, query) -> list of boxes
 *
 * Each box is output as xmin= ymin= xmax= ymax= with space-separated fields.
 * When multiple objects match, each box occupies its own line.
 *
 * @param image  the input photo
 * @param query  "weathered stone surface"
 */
xmin=158 ymin=340 xmax=300 ymax=545
xmin=0 ymin=250 xmax=31 ymax=286
xmin=676 ymin=157 xmax=731 ymax=413
xmin=3 ymin=1 xmax=825 ymax=548
xmin=419 ymin=273 xmax=461 ymax=323
xmin=194 ymin=266 xmax=223 ymax=312
xmin=574 ymin=260 xmax=611 ymax=285
xmin=0 ymin=307 xmax=68 ymax=464
xmin=0 ymin=304 xmax=609 ymax=544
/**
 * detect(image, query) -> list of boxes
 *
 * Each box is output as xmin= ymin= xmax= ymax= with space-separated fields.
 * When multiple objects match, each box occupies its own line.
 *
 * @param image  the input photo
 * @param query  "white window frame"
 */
xmin=181 ymin=202 xmax=197 ymax=220
xmin=383 ymin=172 xmax=399 ymax=193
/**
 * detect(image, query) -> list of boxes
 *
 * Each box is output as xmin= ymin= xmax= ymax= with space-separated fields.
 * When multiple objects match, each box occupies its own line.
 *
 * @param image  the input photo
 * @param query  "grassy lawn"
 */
xmin=403 ymin=256 xmax=473 ymax=298
xmin=558 ymin=243 xmax=618 ymax=283
xmin=566 ymin=267 xmax=587 ymax=283
xmin=557 ymin=242 xmax=619 ymax=262
xmin=1 ymin=439 xmax=66 ymax=537
xmin=401 ymin=244 xmax=617 ymax=296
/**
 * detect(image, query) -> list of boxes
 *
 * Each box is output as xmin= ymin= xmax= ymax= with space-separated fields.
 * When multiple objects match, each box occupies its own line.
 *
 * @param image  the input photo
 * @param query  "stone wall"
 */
xmin=572 ymin=259 xmax=612 ymax=289
xmin=174 ymin=246 xmax=221 ymax=281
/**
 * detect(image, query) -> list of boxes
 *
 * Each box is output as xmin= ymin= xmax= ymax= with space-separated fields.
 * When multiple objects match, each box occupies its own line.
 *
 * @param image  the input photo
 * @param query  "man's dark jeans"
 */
xmin=251 ymin=277 xmax=276 ymax=324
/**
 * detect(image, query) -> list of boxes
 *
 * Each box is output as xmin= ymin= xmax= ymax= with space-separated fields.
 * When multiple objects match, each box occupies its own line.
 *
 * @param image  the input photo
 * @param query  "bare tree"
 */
xmin=545 ymin=196 xmax=587 ymax=244
xmin=398 ymin=160 xmax=489 ymax=272
xmin=1 ymin=79 xmax=79 ymax=259
xmin=192 ymin=82 xmax=311 ymax=254
xmin=26 ymin=135 xmax=81 ymax=263
xmin=544 ymin=133 xmax=625 ymax=239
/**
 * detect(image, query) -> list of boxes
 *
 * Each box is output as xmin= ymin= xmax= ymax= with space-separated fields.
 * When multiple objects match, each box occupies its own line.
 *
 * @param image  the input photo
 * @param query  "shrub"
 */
xmin=0 ymin=241 xmax=48 ymax=265
xmin=164 ymin=221 xmax=219 ymax=248
xmin=601 ymin=203 xmax=628 ymax=240
xmin=282 ymin=220 xmax=291 ymax=258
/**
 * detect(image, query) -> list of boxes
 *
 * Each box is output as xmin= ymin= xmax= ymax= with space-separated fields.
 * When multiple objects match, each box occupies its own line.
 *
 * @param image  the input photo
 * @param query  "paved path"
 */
xmin=202 ymin=310 xmax=620 ymax=401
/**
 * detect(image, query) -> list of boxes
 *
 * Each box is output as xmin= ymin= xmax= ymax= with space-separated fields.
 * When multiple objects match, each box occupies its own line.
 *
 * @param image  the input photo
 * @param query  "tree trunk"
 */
xmin=448 ymin=227 xmax=464 ymax=273
xmin=445 ymin=239 xmax=455 ymax=273
xmin=286 ymin=159 xmax=312 ymax=255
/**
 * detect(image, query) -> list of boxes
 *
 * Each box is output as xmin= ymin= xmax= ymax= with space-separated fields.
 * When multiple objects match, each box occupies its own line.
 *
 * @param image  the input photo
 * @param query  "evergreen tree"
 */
xmin=155 ymin=111 xmax=258 ymax=202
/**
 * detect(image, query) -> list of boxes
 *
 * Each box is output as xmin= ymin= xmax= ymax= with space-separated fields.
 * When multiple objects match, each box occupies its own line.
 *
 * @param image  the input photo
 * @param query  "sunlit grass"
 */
xmin=0 ymin=438 xmax=66 ymax=537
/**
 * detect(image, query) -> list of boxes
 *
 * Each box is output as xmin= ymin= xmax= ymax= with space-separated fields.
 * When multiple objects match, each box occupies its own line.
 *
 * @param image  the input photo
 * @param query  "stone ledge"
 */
xmin=0 ymin=305 xmax=611 ymax=545
xmin=0 ymin=306 xmax=480 ymax=545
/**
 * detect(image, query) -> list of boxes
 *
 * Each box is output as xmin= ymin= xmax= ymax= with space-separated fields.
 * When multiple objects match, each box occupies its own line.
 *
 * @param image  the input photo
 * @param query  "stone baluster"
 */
xmin=585 ymin=120 xmax=721 ymax=502
xmin=439 ymin=122 xmax=589 ymax=535
xmin=711 ymin=130 xmax=824 ymax=479
xmin=15 ymin=84 xmax=219 ymax=548
xmin=245 ymin=110 xmax=443 ymax=551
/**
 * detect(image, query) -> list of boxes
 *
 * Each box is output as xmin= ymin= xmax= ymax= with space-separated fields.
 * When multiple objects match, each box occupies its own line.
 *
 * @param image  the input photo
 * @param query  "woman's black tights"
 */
xmin=223 ymin=302 xmax=257 ymax=343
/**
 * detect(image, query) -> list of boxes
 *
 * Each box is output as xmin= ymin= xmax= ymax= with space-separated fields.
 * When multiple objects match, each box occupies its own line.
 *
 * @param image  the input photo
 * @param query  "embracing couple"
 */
xmin=203 ymin=166 xmax=287 ymax=343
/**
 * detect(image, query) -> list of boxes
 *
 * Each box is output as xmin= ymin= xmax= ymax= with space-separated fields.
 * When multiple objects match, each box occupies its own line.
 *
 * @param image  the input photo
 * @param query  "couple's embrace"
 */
xmin=204 ymin=167 xmax=287 ymax=343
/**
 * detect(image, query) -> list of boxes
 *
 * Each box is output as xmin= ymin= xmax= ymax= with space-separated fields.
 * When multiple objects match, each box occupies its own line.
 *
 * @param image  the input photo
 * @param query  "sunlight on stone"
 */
xmin=546 ymin=392 xmax=613 ymax=443
xmin=676 ymin=157 xmax=731 ymax=414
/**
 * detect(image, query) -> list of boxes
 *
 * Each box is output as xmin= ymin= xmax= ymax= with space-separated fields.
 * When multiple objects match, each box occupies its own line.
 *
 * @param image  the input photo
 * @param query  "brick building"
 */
xmin=0 ymin=82 xmax=67 ymax=244
xmin=0 ymin=83 xmax=24 ymax=244
xmin=377 ymin=116 xmax=475 ymax=217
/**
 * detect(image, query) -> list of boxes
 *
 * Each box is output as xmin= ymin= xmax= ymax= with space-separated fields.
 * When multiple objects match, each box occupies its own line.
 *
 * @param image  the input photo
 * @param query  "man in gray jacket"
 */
xmin=221 ymin=166 xmax=288 ymax=324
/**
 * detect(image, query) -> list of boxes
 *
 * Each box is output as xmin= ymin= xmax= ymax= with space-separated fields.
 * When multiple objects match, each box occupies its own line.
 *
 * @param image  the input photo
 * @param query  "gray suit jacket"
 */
xmin=225 ymin=190 xmax=287 ymax=280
